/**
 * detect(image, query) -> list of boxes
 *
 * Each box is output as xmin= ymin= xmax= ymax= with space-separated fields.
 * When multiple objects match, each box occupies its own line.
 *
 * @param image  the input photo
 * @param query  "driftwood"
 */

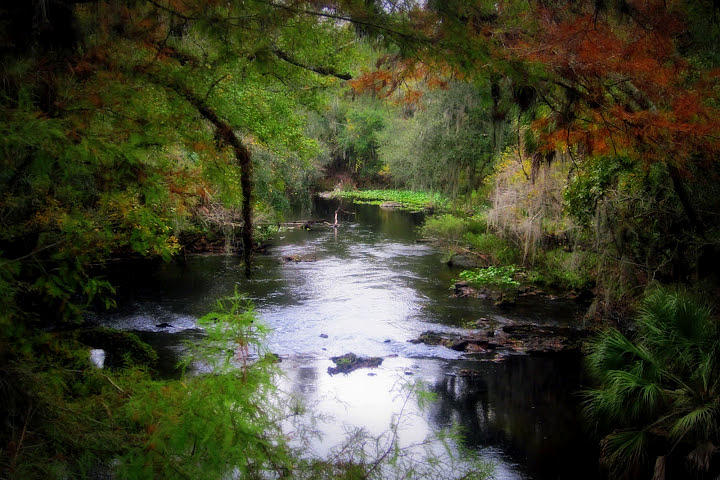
xmin=273 ymin=208 xmax=356 ymax=230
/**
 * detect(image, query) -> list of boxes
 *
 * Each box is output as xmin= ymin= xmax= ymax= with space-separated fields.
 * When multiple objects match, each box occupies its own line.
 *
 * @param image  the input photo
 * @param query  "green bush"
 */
xmin=421 ymin=214 xmax=468 ymax=243
xmin=462 ymin=232 xmax=521 ymax=265
xmin=533 ymin=249 xmax=596 ymax=290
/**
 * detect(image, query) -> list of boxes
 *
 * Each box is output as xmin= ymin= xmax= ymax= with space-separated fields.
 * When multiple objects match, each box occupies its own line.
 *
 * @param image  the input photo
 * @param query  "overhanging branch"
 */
xmin=271 ymin=48 xmax=351 ymax=80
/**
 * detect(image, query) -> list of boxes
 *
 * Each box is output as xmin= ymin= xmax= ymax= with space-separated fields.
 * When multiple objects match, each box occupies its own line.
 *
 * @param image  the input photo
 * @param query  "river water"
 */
xmin=95 ymin=198 xmax=602 ymax=480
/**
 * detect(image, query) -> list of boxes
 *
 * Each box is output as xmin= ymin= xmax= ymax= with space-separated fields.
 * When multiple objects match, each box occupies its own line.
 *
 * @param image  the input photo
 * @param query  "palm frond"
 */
xmin=601 ymin=429 xmax=649 ymax=476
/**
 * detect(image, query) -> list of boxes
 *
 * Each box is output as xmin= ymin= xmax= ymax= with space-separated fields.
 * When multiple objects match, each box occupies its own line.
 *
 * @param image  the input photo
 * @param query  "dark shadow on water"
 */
xmin=429 ymin=354 xmax=602 ymax=480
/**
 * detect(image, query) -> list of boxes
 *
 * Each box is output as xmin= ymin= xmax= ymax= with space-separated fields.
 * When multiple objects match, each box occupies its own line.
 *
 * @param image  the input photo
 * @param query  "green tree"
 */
xmin=379 ymin=81 xmax=510 ymax=195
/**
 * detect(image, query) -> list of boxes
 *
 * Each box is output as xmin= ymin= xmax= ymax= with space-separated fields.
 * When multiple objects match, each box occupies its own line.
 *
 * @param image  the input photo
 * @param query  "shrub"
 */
xmin=584 ymin=288 xmax=720 ymax=479
xmin=421 ymin=214 xmax=469 ymax=244
xmin=533 ymin=249 xmax=596 ymax=290
xmin=462 ymin=232 xmax=521 ymax=265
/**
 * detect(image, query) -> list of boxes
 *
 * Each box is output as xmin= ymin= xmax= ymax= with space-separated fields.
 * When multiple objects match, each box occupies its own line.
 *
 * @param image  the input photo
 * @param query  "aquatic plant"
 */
xmin=458 ymin=266 xmax=520 ymax=291
xmin=330 ymin=189 xmax=450 ymax=211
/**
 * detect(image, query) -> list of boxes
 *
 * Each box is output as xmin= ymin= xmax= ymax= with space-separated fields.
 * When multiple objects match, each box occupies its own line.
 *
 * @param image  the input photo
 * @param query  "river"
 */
xmin=94 ymin=197 xmax=602 ymax=480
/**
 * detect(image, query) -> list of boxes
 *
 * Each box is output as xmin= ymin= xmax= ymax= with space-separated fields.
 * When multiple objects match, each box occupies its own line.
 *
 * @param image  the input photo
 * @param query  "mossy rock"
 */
xmin=77 ymin=328 xmax=158 ymax=369
xmin=328 ymin=353 xmax=383 ymax=375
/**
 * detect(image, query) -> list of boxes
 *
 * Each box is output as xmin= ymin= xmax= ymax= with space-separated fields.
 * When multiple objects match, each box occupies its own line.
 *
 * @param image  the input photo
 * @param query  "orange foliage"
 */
xmin=349 ymin=54 xmax=454 ymax=105
xmin=361 ymin=0 xmax=720 ymax=171
xmin=506 ymin=1 xmax=720 ymax=169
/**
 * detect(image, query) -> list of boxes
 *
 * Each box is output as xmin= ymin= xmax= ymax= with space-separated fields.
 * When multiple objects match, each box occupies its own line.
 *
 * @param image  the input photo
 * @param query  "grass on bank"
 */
xmin=327 ymin=189 xmax=450 ymax=212
xmin=423 ymin=213 xmax=595 ymax=292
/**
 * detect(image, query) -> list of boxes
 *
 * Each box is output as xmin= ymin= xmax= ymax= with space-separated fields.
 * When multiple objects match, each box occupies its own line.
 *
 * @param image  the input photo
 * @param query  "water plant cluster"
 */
xmin=458 ymin=266 xmax=520 ymax=291
xmin=329 ymin=189 xmax=450 ymax=212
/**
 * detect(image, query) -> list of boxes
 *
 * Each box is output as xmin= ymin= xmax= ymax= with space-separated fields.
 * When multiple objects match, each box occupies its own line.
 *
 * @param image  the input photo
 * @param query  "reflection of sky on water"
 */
xmin=276 ymin=356 xmax=528 ymax=480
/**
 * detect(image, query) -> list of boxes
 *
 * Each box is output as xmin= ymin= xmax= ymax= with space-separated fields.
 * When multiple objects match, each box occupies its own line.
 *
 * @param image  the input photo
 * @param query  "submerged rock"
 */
xmin=408 ymin=331 xmax=445 ymax=346
xmin=446 ymin=254 xmax=481 ymax=269
xmin=327 ymin=353 xmax=383 ymax=375
xmin=282 ymin=253 xmax=317 ymax=262
xmin=156 ymin=322 xmax=173 ymax=328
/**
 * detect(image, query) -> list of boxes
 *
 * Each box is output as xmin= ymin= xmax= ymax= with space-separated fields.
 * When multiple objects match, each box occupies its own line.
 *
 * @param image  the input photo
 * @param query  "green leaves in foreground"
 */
xmin=2 ymin=290 xmax=494 ymax=479
xmin=118 ymin=292 xmax=284 ymax=480
xmin=583 ymin=287 xmax=720 ymax=478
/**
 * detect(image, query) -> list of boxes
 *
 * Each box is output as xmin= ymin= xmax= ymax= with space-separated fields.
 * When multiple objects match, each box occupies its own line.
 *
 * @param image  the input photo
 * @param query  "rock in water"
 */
xmin=447 ymin=254 xmax=480 ymax=268
xmin=327 ymin=353 xmax=383 ymax=375
xmin=408 ymin=323 xmax=587 ymax=355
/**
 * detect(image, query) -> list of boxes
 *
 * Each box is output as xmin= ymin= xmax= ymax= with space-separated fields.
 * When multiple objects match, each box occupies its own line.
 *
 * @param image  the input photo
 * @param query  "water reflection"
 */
xmin=428 ymin=355 xmax=601 ymax=480
xmin=95 ymin=197 xmax=601 ymax=479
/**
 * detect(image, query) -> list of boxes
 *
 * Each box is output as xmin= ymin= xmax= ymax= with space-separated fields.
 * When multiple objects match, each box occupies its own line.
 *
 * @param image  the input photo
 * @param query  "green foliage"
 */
xmin=0 ymin=292 xmax=288 ymax=480
xmin=116 ymin=294 xmax=286 ymax=480
xmin=530 ymin=249 xmax=596 ymax=291
xmin=564 ymin=156 xmax=633 ymax=227
xmin=340 ymin=104 xmax=387 ymax=176
xmin=308 ymin=96 xmax=389 ymax=180
xmin=421 ymin=215 xmax=470 ymax=243
xmin=332 ymin=189 xmax=449 ymax=211
xmin=379 ymin=81 xmax=512 ymax=196
xmin=584 ymin=288 xmax=720 ymax=477
xmin=420 ymin=212 xmax=523 ymax=265
xmin=462 ymin=232 xmax=521 ymax=265
xmin=458 ymin=266 xmax=520 ymax=291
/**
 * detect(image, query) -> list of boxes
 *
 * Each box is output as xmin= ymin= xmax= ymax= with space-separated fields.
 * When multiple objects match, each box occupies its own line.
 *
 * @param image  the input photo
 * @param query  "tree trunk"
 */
xmin=163 ymin=81 xmax=254 ymax=275
xmin=667 ymin=164 xmax=704 ymax=237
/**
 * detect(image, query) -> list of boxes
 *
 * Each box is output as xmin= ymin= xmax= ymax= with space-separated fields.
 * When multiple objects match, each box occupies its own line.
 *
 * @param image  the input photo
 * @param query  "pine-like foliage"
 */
xmin=584 ymin=288 xmax=720 ymax=478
